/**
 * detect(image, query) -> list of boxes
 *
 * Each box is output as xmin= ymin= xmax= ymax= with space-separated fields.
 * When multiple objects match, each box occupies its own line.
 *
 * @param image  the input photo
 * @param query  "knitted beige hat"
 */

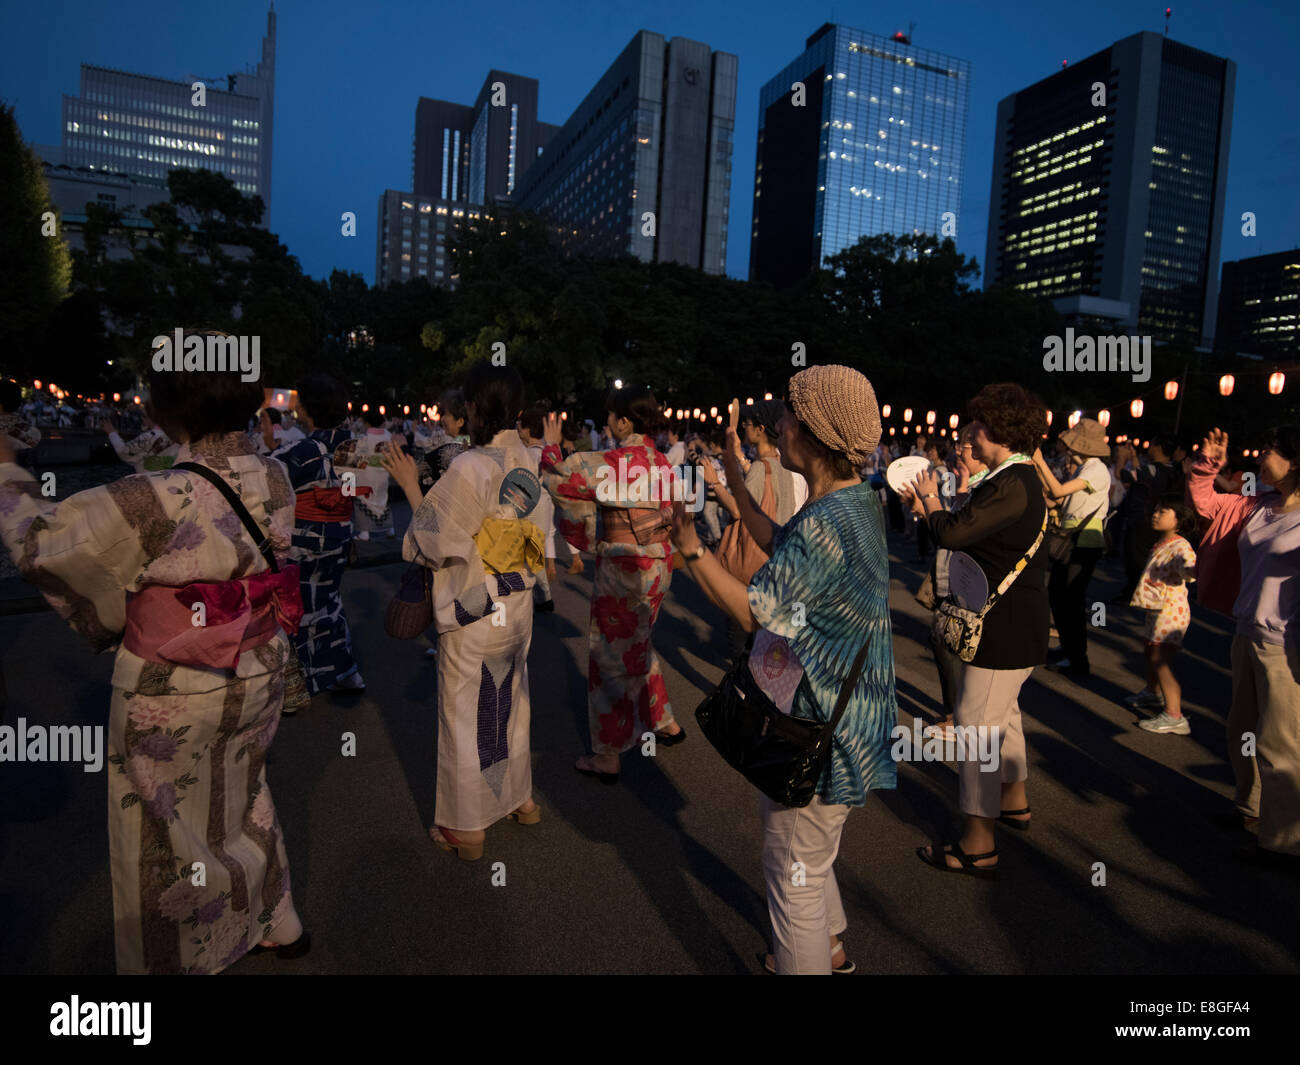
xmin=787 ymin=365 xmax=882 ymax=464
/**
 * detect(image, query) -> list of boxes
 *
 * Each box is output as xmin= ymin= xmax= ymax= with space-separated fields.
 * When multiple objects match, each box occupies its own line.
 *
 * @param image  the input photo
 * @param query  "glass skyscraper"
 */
xmin=985 ymin=32 xmax=1235 ymax=347
xmin=750 ymin=23 xmax=970 ymax=287
xmin=57 ymin=9 xmax=276 ymax=221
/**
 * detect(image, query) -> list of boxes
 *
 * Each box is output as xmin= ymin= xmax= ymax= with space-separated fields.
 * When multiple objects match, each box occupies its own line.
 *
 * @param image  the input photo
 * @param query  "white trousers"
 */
xmin=759 ymin=791 xmax=850 ymax=975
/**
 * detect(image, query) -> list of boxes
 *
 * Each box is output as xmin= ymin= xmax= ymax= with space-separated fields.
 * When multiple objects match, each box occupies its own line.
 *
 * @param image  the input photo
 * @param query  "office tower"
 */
xmin=413 ymin=73 xmax=558 ymax=206
xmin=511 ymin=31 xmax=738 ymax=275
xmin=55 ymin=8 xmax=276 ymax=222
xmin=749 ymin=24 xmax=970 ymax=288
xmin=985 ymin=31 xmax=1235 ymax=347
xmin=375 ymin=190 xmax=487 ymax=288
xmin=1215 ymin=249 xmax=1300 ymax=356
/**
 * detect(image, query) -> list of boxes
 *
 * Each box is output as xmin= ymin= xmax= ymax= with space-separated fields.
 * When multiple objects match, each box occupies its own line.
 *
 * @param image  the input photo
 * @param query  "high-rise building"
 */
xmin=511 ymin=31 xmax=738 ymax=275
xmin=412 ymin=73 xmax=558 ymax=206
xmin=55 ymin=8 xmax=276 ymax=222
xmin=749 ymin=24 xmax=970 ymax=288
xmin=1215 ymin=249 xmax=1300 ymax=356
xmin=374 ymin=190 xmax=487 ymax=288
xmin=985 ymin=31 xmax=1235 ymax=348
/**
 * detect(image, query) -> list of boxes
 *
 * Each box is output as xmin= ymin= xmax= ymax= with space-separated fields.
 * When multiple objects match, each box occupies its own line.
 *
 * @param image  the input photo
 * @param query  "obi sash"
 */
xmin=294 ymin=485 xmax=370 ymax=523
xmin=601 ymin=506 xmax=671 ymax=546
xmin=123 ymin=567 xmax=304 ymax=671
xmin=474 ymin=518 xmax=545 ymax=575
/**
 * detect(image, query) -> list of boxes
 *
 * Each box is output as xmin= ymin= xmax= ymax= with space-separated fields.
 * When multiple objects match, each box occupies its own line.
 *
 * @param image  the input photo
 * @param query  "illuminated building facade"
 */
xmin=985 ymin=31 xmax=1235 ymax=347
xmin=1216 ymin=250 xmax=1300 ymax=356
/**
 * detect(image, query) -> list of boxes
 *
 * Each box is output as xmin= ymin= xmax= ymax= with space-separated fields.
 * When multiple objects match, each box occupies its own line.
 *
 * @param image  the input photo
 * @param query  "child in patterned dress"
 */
xmin=1128 ymin=501 xmax=1199 ymax=734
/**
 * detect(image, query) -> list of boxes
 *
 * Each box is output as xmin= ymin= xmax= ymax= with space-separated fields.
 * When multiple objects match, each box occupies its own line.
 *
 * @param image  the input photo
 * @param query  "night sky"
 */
xmin=3 ymin=0 xmax=1297 ymax=286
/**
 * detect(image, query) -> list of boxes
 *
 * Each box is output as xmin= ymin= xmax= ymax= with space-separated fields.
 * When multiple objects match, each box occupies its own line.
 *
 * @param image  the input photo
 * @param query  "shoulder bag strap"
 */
xmin=978 ymin=508 xmax=1047 ymax=617
xmin=172 ymin=461 xmax=278 ymax=573
xmin=812 ymin=637 xmax=875 ymax=756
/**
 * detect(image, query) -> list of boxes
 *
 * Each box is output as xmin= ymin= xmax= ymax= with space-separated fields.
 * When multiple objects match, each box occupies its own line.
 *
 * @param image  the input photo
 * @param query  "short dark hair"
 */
xmin=606 ymin=384 xmax=662 ymax=436
xmin=1152 ymin=436 xmax=1177 ymax=459
xmin=464 ymin=362 xmax=524 ymax=446
xmin=1154 ymin=499 xmax=1198 ymax=539
xmin=1264 ymin=425 xmax=1300 ymax=463
xmin=519 ymin=402 xmax=548 ymax=440
xmin=0 ymin=380 xmax=22 ymax=413
xmin=966 ymin=383 xmax=1047 ymax=454
xmin=363 ymin=407 xmax=384 ymax=428
xmin=146 ymin=330 xmax=263 ymax=440
xmin=795 ymin=415 xmax=857 ymax=480
xmin=295 ymin=374 xmax=349 ymax=430
xmin=439 ymin=387 xmax=467 ymax=424
xmin=264 ymin=407 xmax=283 ymax=426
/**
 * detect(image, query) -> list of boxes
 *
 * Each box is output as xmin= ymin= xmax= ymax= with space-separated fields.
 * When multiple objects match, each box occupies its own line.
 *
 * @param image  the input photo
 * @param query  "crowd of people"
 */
xmin=0 ymin=339 xmax=1296 ymax=976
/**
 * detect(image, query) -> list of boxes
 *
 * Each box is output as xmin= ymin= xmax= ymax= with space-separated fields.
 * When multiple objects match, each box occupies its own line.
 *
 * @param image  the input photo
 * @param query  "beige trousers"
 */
xmin=954 ymin=664 xmax=1033 ymax=819
xmin=1228 ymin=634 xmax=1300 ymax=855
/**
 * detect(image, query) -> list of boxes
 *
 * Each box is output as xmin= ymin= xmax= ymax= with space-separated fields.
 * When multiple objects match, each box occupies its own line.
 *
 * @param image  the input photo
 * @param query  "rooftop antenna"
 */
xmin=1164 ymin=6 xmax=1172 ymax=36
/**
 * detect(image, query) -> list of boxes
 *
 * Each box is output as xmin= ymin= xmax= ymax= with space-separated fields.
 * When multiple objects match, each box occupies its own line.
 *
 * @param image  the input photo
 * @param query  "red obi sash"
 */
xmin=123 ymin=567 xmax=304 ymax=670
xmin=294 ymin=485 xmax=370 ymax=522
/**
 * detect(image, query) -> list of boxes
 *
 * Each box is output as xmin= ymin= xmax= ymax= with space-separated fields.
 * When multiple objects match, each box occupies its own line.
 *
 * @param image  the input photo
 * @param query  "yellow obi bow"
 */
xmin=474 ymin=518 xmax=545 ymax=575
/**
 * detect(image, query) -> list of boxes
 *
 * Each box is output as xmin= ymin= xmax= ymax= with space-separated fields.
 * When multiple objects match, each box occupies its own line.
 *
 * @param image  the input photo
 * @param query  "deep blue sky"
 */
xmin=4 ymin=0 xmax=1297 ymax=285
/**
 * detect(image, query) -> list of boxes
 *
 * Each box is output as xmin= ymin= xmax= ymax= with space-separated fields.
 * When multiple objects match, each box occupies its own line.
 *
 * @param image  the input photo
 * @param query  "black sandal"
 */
xmin=916 ymin=841 xmax=998 ymax=878
xmin=998 ymin=806 xmax=1032 ymax=831
xmin=250 ymin=930 xmax=311 ymax=960
xmin=655 ymin=726 xmax=687 ymax=747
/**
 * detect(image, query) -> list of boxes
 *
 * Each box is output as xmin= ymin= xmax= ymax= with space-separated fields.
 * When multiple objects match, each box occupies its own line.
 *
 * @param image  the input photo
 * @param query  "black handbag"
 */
xmin=694 ymin=638 xmax=872 ymax=808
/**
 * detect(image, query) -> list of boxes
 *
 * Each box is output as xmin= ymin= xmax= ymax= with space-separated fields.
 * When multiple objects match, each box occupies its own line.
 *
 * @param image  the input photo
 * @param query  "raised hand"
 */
xmin=727 ymin=398 xmax=741 ymax=434
xmin=1200 ymin=427 xmax=1228 ymax=465
xmin=379 ymin=439 xmax=420 ymax=499
xmin=543 ymin=412 xmax=563 ymax=447
xmin=669 ymin=499 xmax=702 ymax=555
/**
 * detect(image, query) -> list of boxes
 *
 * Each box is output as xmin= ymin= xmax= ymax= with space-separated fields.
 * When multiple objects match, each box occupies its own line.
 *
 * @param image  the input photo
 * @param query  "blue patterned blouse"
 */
xmin=747 ymin=480 xmax=898 ymax=806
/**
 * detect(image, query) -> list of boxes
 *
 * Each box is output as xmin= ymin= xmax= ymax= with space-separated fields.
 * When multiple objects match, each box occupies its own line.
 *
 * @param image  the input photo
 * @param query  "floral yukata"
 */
xmin=0 ymin=433 xmax=303 ymax=974
xmin=1132 ymin=533 xmax=1198 ymax=646
xmin=272 ymin=426 xmax=361 ymax=693
xmin=541 ymin=434 xmax=679 ymax=756
xmin=109 ymin=426 xmax=180 ymax=472
xmin=405 ymin=430 xmax=543 ymax=830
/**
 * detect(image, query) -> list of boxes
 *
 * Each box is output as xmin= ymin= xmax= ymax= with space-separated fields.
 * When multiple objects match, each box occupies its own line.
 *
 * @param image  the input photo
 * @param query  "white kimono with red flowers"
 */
xmin=540 ymin=434 xmax=678 ymax=756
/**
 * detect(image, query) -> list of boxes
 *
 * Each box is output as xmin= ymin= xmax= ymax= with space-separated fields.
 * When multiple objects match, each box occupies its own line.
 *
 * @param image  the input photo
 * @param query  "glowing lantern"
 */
xmin=915 ymin=425 xmax=922 ymax=433
xmin=710 ymin=406 xmax=718 ymax=417
xmin=882 ymin=404 xmax=892 ymax=418
xmin=903 ymin=407 xmax=913 ymax=422
xmin=1242 ymin=449 xmax=1250 ymax=458
xmin=1098 ymin=409 xmax=1111 ymax=427
xmin=347 ymin=402 xmax=353 ymax=411
xmin=926 ymin=410 xmax=936 ymax=425
xmin=419 ymin=404 xmax=426 ymax=413
xmin=693 ymin=408 xmax=701 ymax=418
xmin=1252 ymin=449 xmax=1260 ymax=458
xmin=403 ymin=405 xmax=410 ymax=415
xmin=1046 ymin=411 xmax=1053 ymax=426
xmin=560 ymin=412 xmax=567 ymax=421
xmin=889 ymin=427 xmax=896 ymax=436
xmin=361 ymin=404 xmax=369 ymax=413
xmin=1268 ymin=372 xmax=1285 ymax=395
xmin=1130 ymin=399 xmax=1144 ymax=418
xmin=746 ymin=397 xmax=754 ymax=406
xmin=948 ymin=414 xmax=959 ymax=429
xmin=33 ymin=379 xmax=41 ymax=390
xmin=1219 ymin=375 xmax=1234 ymax=396
xmin=1164 ymin=380 xmax=1178 ymax=401
xmin=1068 ymin=411 xmax=1081 ymax=429
xmin=716 ymin=416 xmax=722 ymax=424
xmin=663 ymin=407 xmax=672 ymax=418
xmin=764 ymin=393 xmax=773 ymax=400
xmin=902 ymin=426 xmax=909 ymax=435
xmin=133 ymin=396 xmax=141 ymax=405
xmin=378 ymin=405 xmax=386 ymax=415
xmin=112 ymin=392 xmax=120 ymax=402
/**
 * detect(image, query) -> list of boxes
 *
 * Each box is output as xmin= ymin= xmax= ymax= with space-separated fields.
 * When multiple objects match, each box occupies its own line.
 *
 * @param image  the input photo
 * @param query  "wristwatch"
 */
xmin=684 ymin=545 xmax=707 ymax=563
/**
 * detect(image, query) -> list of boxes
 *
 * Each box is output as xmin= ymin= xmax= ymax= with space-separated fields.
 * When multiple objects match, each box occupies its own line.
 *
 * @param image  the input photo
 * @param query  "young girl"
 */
xmin=1128 ymin=500 xmax=1199 ymax=734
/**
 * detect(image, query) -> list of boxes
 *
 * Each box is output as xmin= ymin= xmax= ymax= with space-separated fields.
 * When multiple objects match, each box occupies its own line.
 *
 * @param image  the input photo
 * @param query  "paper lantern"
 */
xmin=361 ymin=404 xmax=369 ymax=413
xmin=1046 ymin=411 xmax=1054 ymax=426
xmin=1098 ymin=409 xmax=1110 ymax=427
xmin=560 ymin=412 xmax=567 ymax=421
xmin=764 ymin=393 xmax=773 ymax=400
xmin=133 ymin=396 xmax=141 ymax=405
xmin=710 ymin=406 xmax=718 ymax=417
xmin=915 ymin=425 xmax=922 ymax=433
xmin=889 ymin=427 xmax=896 ymax=436
xmin=746 ymin=397 xmax=754 ymax=406
xmin=1219 ymin=375 xmax=1234 ymax=396
xmin=378 ymin=405 xmax=385 ymax=415
xmin=1164 ymin=380 xmax=1178 ymax=401
xmin=663 ymin=407 xmax=672 ymax=418
xmin=1130 ymin=399 xmax=1144 ymax=418
xmin=1252 ymin=449 xmax=1260 ymax=458
xmin=903 ymin=408 xmax=913 ymax=422
xmin=902 ymin=426 xmax=909 ymax=435
xmin=419 ymin=404 xmax=426 ymax=413
xmin=882 ymin=404 xmax=892 ymax=418
xmin=926 ymin=410 xmax=936 ymax=425
xmin=112 ymin=392 xmax=121 ymax=402
xmin=33 ymin=379 xmax=41 ymax=390
xmin=948 ymin=414 xmax=959 ymax=429
xmin=403 ymin=405 xmax=410 ymax=415
xmin=1268 ymin=372 xmax=1285 ymax=395
xmin=1068 ymin=411 xmax=1081 ymax=429
xmin=347 ymin=402 xmax=353 ymax=411
xmin=716 ymin=415 xmax=722 ymax=424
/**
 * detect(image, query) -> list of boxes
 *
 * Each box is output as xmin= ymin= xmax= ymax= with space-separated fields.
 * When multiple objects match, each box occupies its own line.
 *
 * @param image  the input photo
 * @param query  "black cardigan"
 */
xmin=927 ymin=463 xmax=1050 ymax=670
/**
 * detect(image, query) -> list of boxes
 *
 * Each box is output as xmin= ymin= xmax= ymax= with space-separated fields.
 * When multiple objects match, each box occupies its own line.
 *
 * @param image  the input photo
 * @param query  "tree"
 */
xmin=0 ymin=103 xmax=71 ymax=378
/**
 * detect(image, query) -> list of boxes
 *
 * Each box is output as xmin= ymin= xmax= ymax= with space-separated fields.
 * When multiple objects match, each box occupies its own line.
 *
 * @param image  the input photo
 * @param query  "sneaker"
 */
xmin=1124 ymin=689 xmax=1165 ymax=711
xmin=1138 ymin=712 xmax=1190 ymax=735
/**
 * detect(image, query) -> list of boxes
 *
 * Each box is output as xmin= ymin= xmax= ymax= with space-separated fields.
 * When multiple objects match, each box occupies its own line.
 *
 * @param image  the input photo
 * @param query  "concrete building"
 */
xmin=1215 ymin=249 xmax=1300 ymax=357
xmin=54 ymin=7 xmax=276 ymax=223
xmin=374 ymin=190 xmax=486 ymax=288
xmin=749 ymin=24 xmax=970 ymax=288
xmin=412 ymin=73 xmax=559 ymax=206
xmin=511 ymin=31 xmax=738 ymax=274
xmin=985 ymin=31 xmax=1235 ymax=348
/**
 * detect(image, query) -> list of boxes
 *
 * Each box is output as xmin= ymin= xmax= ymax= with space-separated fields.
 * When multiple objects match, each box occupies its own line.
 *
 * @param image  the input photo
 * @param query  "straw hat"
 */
xmin=1059 ymin=418 xmax=1109 ymax=458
